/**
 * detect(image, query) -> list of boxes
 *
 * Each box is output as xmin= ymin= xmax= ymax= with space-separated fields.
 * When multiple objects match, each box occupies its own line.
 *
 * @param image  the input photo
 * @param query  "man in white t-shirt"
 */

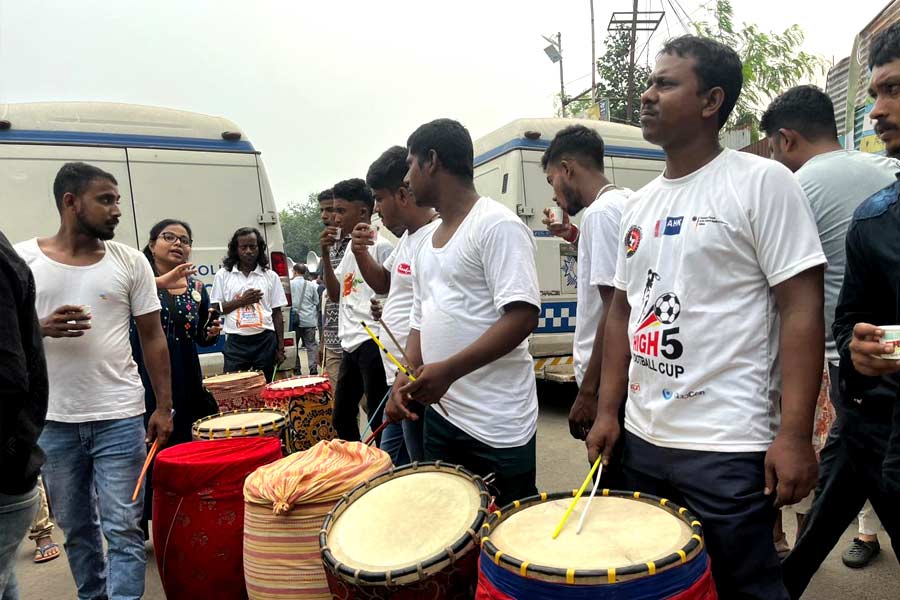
xmin=321 ymin=178 xmax=393 ymax=442
xmin=760 ymin=85 xmax=900 ymax=578
xmin=387 ymin=119 xmax=541 ymax=506
xmin=539 ymin=126 xmax=630 ymax=472
xmin=15 ymin=162 xmax=174 ymax=600
xmin=585 ymin=37 xmax=826 ymax=599
xmin=353 ymin=145 xmax=440 ymax=465
xmin=290 ymin=263 xmax=320 ymax=375
xmin=210 ymin=227 xmax=288 ymax=379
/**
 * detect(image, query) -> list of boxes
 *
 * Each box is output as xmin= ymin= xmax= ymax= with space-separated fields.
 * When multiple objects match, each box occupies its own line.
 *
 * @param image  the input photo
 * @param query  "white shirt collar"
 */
xmin=230 ymin=264 xmax=265 ymax=276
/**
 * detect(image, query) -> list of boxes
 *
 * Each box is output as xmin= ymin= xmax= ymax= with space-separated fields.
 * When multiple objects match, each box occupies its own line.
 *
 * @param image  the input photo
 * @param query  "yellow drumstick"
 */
xmin=360 ymin=321 xmax=447 ymax=417
xmin=551 ymin=454 xmax=602 ymax=539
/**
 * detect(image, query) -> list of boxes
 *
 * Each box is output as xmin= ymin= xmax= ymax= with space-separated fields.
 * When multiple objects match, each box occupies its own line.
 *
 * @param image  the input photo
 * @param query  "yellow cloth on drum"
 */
xmin=242 ymin=440 xmax=392 ymax=600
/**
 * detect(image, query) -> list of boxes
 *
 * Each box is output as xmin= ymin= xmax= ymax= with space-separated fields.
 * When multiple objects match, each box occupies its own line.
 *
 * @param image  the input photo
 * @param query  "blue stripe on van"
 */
xmin=0 ymin=129 xmax=256 ymax=153
xmin=474 ymin=137 xmax=665 ymax=167
xmin=536 ymin=301 xmax=577 ymax=334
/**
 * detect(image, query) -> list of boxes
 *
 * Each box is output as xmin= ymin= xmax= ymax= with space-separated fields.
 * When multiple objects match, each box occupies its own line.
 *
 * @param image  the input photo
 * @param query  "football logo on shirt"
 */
xmin=624 ymin=225 xmax=642 ymax=258
xmin=631 ymin=270 xmax=685 ymax=379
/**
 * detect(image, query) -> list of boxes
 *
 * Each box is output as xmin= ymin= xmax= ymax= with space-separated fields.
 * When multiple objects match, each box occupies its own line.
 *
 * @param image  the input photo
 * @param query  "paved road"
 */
xmin=12 ymin=382 xmax=898 ymax=598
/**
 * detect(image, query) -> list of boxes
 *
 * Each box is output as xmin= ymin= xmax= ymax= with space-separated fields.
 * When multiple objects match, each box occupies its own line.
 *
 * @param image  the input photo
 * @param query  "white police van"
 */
xmin=0 ymin=102 xmax=294 ymax=375
xmin=472 ymin=118 xmax=666 ymax=382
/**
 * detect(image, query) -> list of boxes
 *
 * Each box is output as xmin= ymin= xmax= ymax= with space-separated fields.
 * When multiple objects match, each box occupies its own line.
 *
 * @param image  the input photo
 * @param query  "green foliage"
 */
xmin=279 ymin=192 xmax=322 ymax=262
xmin=594 ymin=29 xmax=651 ymax=125
xmin=694 ymin=0 xmax=825 ymax=129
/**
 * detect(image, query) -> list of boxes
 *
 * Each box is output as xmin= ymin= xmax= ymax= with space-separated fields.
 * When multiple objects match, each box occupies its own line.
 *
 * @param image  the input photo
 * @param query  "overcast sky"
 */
xmin=0 ymin=0 xmax=891 ymax=209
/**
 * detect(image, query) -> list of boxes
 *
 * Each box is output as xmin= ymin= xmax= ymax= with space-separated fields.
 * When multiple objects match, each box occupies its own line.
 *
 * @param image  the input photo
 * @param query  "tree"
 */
xmin=694 ymin=0 xmax=825 ymax=131
xmin=279 ymin=192 xmax=322 ymax=263
xmin=557 ymin=30 xmax=652 ymax=125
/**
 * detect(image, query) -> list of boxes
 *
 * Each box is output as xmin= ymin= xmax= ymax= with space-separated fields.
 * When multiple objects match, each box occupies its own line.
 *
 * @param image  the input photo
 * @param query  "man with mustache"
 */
xmin=585 ymin=36 xmax=826 ymax=598
xmin=15 ymin=162 xmax=173 ymax=599
xmin=781 ymin=22 xmax=900 ymax=598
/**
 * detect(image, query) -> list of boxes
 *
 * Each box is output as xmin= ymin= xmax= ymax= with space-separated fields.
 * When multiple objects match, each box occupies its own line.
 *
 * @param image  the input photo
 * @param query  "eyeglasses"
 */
xmin=158 ymin=231 xmax=192 ymax=246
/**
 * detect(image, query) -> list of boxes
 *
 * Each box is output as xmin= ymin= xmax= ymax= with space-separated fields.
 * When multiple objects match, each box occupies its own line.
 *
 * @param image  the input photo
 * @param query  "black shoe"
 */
xmin=842 ymin=537 xmax=880 ymax=568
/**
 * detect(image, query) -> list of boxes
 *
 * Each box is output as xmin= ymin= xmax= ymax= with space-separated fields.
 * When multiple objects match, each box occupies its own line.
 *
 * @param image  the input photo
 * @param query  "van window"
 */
xmin=0 ymin=145 xmax=138 ymax=246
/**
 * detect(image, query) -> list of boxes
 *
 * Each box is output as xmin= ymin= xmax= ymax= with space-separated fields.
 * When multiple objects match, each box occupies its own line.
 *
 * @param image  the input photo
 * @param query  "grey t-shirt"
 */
xmin=796 ymin=150 xmax=900 ymax=362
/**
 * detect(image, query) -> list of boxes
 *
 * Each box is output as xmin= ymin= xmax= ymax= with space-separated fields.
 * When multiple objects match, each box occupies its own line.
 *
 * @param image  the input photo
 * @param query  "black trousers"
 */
xmin=423 ymin=406 xmax=537 ymax=507
xmin=782 ymin=364 xmax=900 ymax=599
xmin=223 ymin=329 xmax=277 ymax=376
xmin=332 ymin=340 xmax=388 ymax=443
xmin=621 ymin=431 xmax=787 ymax=600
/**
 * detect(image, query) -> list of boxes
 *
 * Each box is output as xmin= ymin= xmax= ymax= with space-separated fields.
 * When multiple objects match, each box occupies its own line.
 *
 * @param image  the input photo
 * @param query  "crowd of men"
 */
xmin=1 ymin=24 xmax=900 ymax=600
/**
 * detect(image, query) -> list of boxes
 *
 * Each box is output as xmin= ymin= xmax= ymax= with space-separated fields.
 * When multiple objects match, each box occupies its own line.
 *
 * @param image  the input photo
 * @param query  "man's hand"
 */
xmin=569 ymin=387 xmax=598 ymax=440
xmin=351 ymin=223 xmax=376 ymax=255
xmin=387 ymin=372 xmax=417 ymax=421
xmin=398 ymin=361 xmax=455 ymax=407
xmin=146 ymin=408 xmax=174 ymax=446
xmin=234 ymin=288 xmax=263 ymax=307
xmin=41 ymin=305 xmax=91 ymax=338
xmin=541 ymin=207 xmax=575 ymax=240
xmin=275 ymin=346 xmax=286 ymax=365
xmin=205 ymin=315 xmax=222 ymax=340
xmin=764 ymin=433 xmax=817 ymax=508
xmin=849 ymin=323 xmax=900 ymax=376
xmin=156 ymin=263 xmax=197 ymax=290
xmin=320 ymin=226 xmax=339 ymax=252
xmin=586 ymin=412 xmax=620 ymax=466
xmin=371 ymin=298 xmax=383 ymax=321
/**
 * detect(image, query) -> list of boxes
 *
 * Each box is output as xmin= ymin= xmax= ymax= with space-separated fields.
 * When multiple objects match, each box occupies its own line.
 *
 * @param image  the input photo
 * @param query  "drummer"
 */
xmin=210 ymin=227 xmax=288 ymax=377
xmin=388 ymin=119 xmax=541 ymax=506
xmin=352 ymin=145 xmax=440 ymax=464
xmin=585 ymin=36 xmax=826 ymax=598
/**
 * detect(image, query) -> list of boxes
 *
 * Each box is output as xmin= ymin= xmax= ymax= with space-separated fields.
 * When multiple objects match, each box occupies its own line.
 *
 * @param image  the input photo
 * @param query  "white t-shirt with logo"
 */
xmin=613 ymin=149 xmax=826 ymax=452
xmin=380 ymin=220 xmax=441 ymax=384
xmin=410 ymin=197 xmax=540 ymax=448
xmin=335 ymin=237 xmax=394 ymax=353
xmin=573 ymin=188 xmax=630 ymax=386
xmin=15 ymin=239 xmax=161 ymax=422
xmin=210 ymin=265 xmax=288 ymax=336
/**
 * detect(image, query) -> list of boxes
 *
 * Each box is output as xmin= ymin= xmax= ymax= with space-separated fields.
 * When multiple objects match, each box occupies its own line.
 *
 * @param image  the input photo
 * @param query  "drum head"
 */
xmin=327 ymin=469 xmax=482 ymax=573
xmin=267 ymin=376 xmax=329 ymax=391
xmin=194 ymin=409 xmax=284 ymax=433
xmin=491 ymin=496 xmax=691 ymax=570
xmin=204 ymin=371 xmax=262 ymax=384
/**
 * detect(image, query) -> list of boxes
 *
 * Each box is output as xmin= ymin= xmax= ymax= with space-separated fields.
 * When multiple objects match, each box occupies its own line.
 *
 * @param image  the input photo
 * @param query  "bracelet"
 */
xmin=563 ymin=224 xmax=580 ymax=244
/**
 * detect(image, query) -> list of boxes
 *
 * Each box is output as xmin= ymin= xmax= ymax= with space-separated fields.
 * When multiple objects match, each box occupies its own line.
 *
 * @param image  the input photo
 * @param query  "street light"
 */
xmin=542 ymin=33 xmax=566 ymax=117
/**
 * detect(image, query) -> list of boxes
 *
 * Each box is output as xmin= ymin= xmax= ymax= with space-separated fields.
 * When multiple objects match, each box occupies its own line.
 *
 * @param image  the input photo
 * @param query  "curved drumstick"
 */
xmin=552 ymin=454 xmax=602 ymax=539
xmin=576 ymin=462 xmax=603 ymax=534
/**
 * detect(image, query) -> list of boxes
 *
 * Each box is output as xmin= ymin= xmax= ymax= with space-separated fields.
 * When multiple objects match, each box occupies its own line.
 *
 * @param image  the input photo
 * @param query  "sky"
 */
xmin=0 ymin=0 xmax=892 ymax=209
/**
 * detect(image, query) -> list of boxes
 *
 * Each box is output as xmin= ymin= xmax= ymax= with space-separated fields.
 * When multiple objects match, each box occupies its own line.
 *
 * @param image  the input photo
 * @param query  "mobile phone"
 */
xmin=204 ymin=302 xmax=222 ymax=330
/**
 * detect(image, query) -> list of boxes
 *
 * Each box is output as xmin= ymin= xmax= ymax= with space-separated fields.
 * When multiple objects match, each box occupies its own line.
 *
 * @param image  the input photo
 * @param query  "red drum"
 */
xmin=320 ymin=462 xmax=490 ymax=599
xmin=260 ymin=376 xmax=336 ymax=452
xmin=152 ymin=438 xmax=282 ymax=600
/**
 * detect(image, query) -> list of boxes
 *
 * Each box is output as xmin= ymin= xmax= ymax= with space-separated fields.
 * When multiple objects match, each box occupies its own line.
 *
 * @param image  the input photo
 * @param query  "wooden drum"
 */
xmin=476 ymin=490 xmax=717 ymax=600
xmin=192 ymin=409 xmax=287 ymax=445
xmin=260 ymin=376 xmax=336 ymax=452
xmin=203 ymin=371 xmax=266 ymax=412
xmin=320 ymin=462 xmax=491 ymax=599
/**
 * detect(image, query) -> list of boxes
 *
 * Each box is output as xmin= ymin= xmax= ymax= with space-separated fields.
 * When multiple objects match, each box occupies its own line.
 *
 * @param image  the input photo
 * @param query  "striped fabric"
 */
xmin=243 ymin=440 xmax=391 ymax=599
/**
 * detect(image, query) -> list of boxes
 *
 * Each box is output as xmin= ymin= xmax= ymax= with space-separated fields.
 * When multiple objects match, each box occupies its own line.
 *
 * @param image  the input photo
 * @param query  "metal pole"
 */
xmin=590 ymin=0 xmax=596 ymax=103
xmin=625 ymin=0 xmax=638 ymax=122
xmin=558 ymin=32 xmax=566 ymax=117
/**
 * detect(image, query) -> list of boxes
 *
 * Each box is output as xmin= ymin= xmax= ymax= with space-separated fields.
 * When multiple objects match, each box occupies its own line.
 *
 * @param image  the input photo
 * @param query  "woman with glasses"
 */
xmin=130 ymin=219 xmax=222 ymax=535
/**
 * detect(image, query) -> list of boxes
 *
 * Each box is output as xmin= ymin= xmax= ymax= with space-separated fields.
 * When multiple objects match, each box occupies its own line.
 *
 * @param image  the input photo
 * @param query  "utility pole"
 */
xmin=590 ymin=0 xmax=597 ymax=103
xmin=558 ymin=32 xmax=566 ymax=117
xmin=625 ymin=0 xmax=639 ymax=122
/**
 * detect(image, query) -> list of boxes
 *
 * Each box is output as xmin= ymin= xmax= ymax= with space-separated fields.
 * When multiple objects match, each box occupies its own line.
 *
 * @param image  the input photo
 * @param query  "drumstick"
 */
xmin=575 ymin=462 xmax=603 ymax=535
xmin=364 ymin=420 xmax=389 ymax=445
xmin=376 ymin=318 xmax=414 ymax=369
xmin=551 ymin=454 xmax=602 ymax=539
xmin=132 ymin=439 xmax=160 ymax=502
xmin=360 ymin=321 xmax=447 ymax=417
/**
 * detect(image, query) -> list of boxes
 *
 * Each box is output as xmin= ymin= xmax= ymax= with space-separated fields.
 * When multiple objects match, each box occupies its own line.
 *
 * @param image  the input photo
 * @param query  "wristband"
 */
xmin=563 ymin=224 xmax=579 ymax=244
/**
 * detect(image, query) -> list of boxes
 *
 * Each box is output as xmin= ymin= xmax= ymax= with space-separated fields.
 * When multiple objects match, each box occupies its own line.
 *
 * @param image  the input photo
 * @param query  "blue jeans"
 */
xmin=39 ymin=417 xmax=148 ymax=600
xmin=380 ymin=419 xmax=410 ymax=466
xmin=379 ymin=402 xmax=426 ymax=466
xmin=0 ymin=486 xmax=39 ymax=600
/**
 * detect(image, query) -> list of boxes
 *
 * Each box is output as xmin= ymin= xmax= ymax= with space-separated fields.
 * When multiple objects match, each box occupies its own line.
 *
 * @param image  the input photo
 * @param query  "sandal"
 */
xmin=33 ymin=542 xmax=61 ymax=563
